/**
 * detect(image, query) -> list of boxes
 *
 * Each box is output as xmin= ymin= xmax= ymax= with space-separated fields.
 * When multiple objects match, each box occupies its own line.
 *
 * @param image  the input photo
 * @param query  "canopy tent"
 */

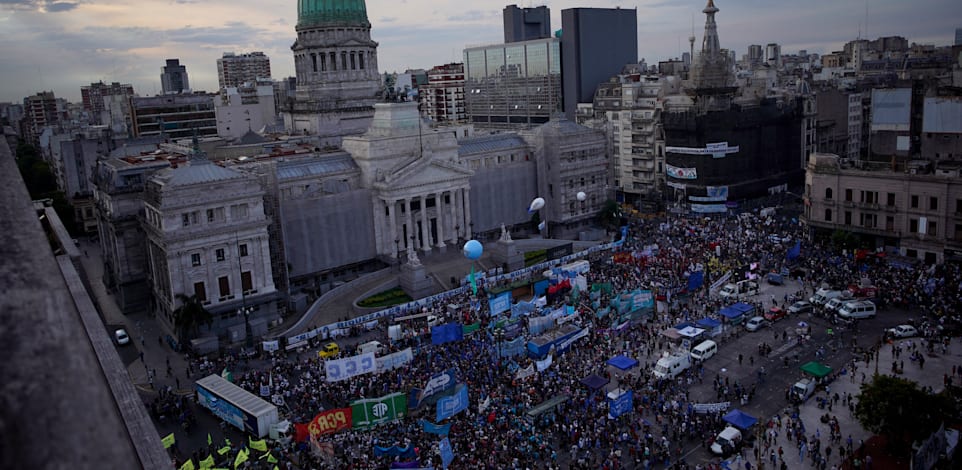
xmin=696 ymin=318 xmax=721 ymax=328
xmin=722 ymin=409 xmax=758 ymax=430
xmin=660 ymin=328 xmax=682 ymax=340
xmin=800 ymin=361 xmax=833 ymax=378
xmin=718 ymin=306 xmax=742 ymax=320
xmin=606 ymin=355 xmax=639 ymax=371
xmin=732 ymin=302 xmax=754 ymax=314
xmin=580 ymin=374 xmax=609 ymax=390
xmin=676 ymin=326 xmax=705 ymax=338
xmin=674 ymin=322 xmax=695 ymax=330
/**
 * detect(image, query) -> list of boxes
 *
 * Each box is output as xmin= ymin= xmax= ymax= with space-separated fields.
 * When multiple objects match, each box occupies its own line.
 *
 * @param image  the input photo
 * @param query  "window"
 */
xmin=825 ymin=209 xmax=832 ymax=222
xmin=887 ymin=193 xmax=896 ymax=206
xmin=957 ymin=199 xmax=962 ymax=214
xmin=230 ymin=204 xmax=249 ymax=220
xmin=825 ymin=188 xmax=833 ymax=199
xmin=886 ymin=216 xmax=895 ymax=231
xmin=860 ymin=191 xmax=877 ymax=204
xmin=218 ymin=276 xmax=230 ymax=298
xmin=358 ymin=52 xmax=364 ymax=69
xmin=239 ymin=244 xmax=248 ymax=257
xmin=910 ymin=218 xmax=918 ymax=233
xmin=215 ymin=248 xmax=225 ymax=262
xmin=930 ymin=197 xmax=938 ymax=211
xmin=845 ymin=189 xmax=852 ymax=201
xmin=928 ymin=220 xmax=937 ymax=236
xmin=844 ymin=211 xmax=852 ymax=225
xmin=191 ymin=253 xmax=201 ymax=267
xmin=906 ymin=249 xmax=918 ymax=258
xmin=193 ymin=282 xmax=207 ymax=303
xmin=911 ymin=195 xmax=919 ymax=208
xmin=182 ymin=214 xmax=190 ymax=227
xmin=207 ymin=209 xmax=215 ymax=223
xmin=241 ymin=271 xmax=253 ymax=293
xmin=955 ymin=223 xmax=962 ymax=240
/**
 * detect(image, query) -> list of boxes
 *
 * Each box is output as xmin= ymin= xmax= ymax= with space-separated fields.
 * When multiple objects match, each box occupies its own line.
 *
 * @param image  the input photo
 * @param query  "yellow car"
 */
xmin=318 ymin=342 xmax=340 ymax=359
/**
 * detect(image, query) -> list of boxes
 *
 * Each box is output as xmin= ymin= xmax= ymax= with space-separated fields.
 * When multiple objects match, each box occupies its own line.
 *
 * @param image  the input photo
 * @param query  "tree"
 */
xmin=172 ymin=293 xmax=213 ymax=343
xmin=854 ymin=375 xmax=955 ymax=455
xmin=598 ymin=199 xmax=622 ymax=231
xmin=830 ymin=229 xmax=860 ymax=251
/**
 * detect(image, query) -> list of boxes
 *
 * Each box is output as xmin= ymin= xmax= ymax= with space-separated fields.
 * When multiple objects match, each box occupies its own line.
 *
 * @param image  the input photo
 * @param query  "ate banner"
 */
xmin=309 ymin=408 xmax=352 ymax=438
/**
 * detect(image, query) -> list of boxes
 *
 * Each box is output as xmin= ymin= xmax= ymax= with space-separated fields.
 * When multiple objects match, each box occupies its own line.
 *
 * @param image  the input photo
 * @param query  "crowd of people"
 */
xmin=170 ymin=202 xmax=960 ymax=470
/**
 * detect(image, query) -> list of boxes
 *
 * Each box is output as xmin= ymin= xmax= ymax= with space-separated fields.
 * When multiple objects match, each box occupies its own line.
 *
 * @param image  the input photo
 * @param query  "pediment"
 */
xmin=375 ymin=158 xmax=473 ymax=193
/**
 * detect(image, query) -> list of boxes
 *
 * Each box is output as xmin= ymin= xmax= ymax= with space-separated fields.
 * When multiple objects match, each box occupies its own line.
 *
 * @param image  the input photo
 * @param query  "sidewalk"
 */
xmin=742 ymin=336 xmax=961 ymax=470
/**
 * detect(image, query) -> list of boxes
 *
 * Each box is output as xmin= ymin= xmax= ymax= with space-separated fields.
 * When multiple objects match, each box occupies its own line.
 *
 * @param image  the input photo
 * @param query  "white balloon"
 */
xmin=576 ymin=191 xmax=587 ymax=202
xmin=528 ymin=197 xmax=545 ymax=212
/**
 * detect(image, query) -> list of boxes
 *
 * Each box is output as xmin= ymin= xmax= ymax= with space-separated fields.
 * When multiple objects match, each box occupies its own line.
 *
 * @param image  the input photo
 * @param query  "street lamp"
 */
xmin=239 ymin=305 xmax=254 ymax=348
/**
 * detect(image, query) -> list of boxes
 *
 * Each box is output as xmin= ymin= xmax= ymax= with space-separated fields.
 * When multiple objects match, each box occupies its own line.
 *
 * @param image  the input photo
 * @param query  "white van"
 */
xmin=689 ymin=340 xmax=718 ymax=362
xmin=837 ymin=300 xmax=876 ymax=320
xmin=823 ymin=297 xmax=848 ymax=315
xmin=358 ymin=340 xmax=386 ymax=355
xmin=810 ymin=288 xmax=846 ymax=306
xmin=652 ymin=352 xmax=691 ymax=379
xmin=710 ymin=426 xmax=743 ymax=456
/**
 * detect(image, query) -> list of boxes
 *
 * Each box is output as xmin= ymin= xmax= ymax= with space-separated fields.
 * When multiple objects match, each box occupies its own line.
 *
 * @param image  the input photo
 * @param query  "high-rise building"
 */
xmin=130 ymin=93 xmax=216 ymax=139
xmin=560 ymin=7 xmax=638 ymax=119
xmin=747 ymin=44 xmax=763 ymax=66
xmin=955 ymin=28 xmax=962 ymax=45
xmin=463 ymin=38 xmax=562 ymax=130
xmin=22 ymin=91 xmax=65 ymax=145
xmin=503 ymin=5 xmax=551 ymax=43
xmin=160 ymin=59 xmax=190 ymax=94
xmin=419 ymin=63 xmax=466 ymax=124
xmin=80 ymin=81 xmax=135 ymax=129
xmin=765 ymin=43 xmax=782 ymax=68
xmin=283 ymin=0 xmax=381 ymax=138
xmin=217 ymin=52 xmax=272 ymax=89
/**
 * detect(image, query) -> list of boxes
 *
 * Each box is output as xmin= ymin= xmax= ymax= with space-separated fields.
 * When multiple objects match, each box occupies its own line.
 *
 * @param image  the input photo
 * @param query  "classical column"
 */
xmin=404 ymin=198 xmax=412 ymax=250
xmin=448 ymin=190 xmax=458 ymax=244
xmin=435 ymin=194 xmax=445 ymax=248
xmin=462 ymin=187 xmax=472 ymax=239
xmin=373 ymin=197 xmax=385 ymax=255
xmin=420 ymin=195 xmax=431 ymax=252
xmin=387 ymin=199 xmax=398 ymax=258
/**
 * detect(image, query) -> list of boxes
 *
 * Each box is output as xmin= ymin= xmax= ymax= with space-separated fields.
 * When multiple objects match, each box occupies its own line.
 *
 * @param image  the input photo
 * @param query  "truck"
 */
xmin=718 ymin=280 xmax=759 ymax=300
xmin=652 ymin=352 xmax=691 ymax=379
xmin=790 ymin=378 xmax=817 ymax=403
xmin=196 ymin=374 xmax=279 ymax=438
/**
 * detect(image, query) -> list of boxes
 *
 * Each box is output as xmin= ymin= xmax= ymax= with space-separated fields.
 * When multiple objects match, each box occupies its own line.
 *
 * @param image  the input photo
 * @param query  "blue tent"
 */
xmin=696 ymin=318 xmax=721 ymax=328
xmin=606 ymin=355 xmax=639 ymax=371
xmin=580 ymin=374 xmax=609 ymax=390
xmin=722 ymin=409 xmax=758 ymax=430
xmin=719 ymin=306 xmax=741 ymax=320
xmin=732 ymin=302 xmax=754 ymax=315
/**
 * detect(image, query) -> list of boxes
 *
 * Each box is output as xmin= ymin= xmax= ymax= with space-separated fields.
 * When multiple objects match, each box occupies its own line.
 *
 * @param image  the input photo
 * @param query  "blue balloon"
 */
xmin=462 ymin=239 xmax=483 ymax=260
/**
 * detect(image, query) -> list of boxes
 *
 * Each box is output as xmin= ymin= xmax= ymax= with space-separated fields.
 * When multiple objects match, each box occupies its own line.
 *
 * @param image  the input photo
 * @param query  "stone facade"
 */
xmin=142 ymin=145 xmax=279 ymax=342
xmin=803 ymin=152 xmax=962 ymax=264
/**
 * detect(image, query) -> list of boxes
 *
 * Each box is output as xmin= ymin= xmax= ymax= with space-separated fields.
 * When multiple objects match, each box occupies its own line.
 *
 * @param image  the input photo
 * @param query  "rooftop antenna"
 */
xmin=689 ymin=13 xmax=696 ymax=60
xmin=865 ymin=0 xmax=869 ymax=39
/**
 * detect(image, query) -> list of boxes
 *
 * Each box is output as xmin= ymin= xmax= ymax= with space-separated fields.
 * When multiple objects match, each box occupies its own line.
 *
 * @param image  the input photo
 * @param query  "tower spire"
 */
xmin=701 ymin=0 xmax=721 ymax=59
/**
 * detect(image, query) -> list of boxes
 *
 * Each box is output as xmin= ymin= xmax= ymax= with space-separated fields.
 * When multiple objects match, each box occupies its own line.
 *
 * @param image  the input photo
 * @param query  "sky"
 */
xmin=0 ymin=0 xmax=957 ymax=103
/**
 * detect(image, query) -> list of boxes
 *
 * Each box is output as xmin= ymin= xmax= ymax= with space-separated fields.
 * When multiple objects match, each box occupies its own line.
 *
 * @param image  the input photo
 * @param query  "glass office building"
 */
xmin=463 ymin=38 xmax=561 ymax=130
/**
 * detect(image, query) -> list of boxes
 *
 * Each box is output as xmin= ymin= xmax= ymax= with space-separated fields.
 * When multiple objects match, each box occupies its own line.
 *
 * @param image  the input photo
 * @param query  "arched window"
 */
xmin=359 ymin=52 xmax=365 ymax=69
xmin=311 ymin=53 xmax=317 ymax=72
xmin=825 ymin=188 xmax=833 ymax=199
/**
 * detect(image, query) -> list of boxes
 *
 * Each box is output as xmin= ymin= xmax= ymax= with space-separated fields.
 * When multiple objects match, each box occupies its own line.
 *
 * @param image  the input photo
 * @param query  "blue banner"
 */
xmin=420 ymin=420 xmax=451 ymax=435
xmin=687 ymin=271 xmax=704 ymax=291
xmin=436 ymin=384 xmax=469 ymax=422
xmin=608 ymin=390 xmax=633 ymax=419
xmin=419 ymin=369 xmax=457 ymax=404
xmin=431 ymin=323 xmax=463 ymax=345
xmin=511 ymin=299 xmax=536 ymax=318
xmin=488 ymin=291 xmax=512 ymax=316
xmin=500 ymin=336 xmax=526 ymax=357
xmin=787 ymin=241 xmax=801 ymax=260
xmin=439 ymin=437 xmax=454 ymax=469
xmin=374 ymin=445 xmax=416 ymax=458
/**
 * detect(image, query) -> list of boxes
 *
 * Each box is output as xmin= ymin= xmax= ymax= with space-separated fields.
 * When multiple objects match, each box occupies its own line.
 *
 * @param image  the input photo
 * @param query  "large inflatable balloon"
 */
xmin=537 ymin=221 xmax=546 ymax=232
xmin=462 ymin=239 xmax=483 ymax=260
xmin=576 ymin=191 xmax=587 ymax=202
xmin=528 ymin=197 xmax=546 ymax=214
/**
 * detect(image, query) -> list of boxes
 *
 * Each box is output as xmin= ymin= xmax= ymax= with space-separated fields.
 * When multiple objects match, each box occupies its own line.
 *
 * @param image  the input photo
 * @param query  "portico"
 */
xmin=376 ymin=186 xmax=472 ymax=258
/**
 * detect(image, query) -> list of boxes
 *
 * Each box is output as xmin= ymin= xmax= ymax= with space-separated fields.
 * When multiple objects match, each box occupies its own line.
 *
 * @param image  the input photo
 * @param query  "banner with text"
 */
xmin=436 ymin=384 xmax=469 ymax=422
xmin=351 ymin=392 xmax=407 ymax=429
xmin=325 ymin=352 xmax=376 ymax=382
xmin=376 ymin=347 xmax=414 ymax=373
xmin=488 ymin=291 xmax=512 ymax=316
xmin=666 ymin=164 xmax=698 ymax=180
xmin=308 ymin=408 xmax=352 ymax=438
xmin=608 ymin=390 xmax=633 ymax=419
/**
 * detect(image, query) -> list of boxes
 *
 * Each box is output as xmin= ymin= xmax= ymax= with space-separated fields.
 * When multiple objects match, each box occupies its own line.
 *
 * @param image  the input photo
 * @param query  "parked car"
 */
xmin=788 ymin=301 xmax=813 ymax=315
xmin=745 ymin=316 xmax=768 ymax=332
xmin=114 ymin=328 xmax=130 ymax=345
xmin=766 ymin=272 xmax=784 ymax=285
xmin=886 ymin=325 xmax=918 ymax=339
xmin=764 ymin=307 xmax=787 ymax=322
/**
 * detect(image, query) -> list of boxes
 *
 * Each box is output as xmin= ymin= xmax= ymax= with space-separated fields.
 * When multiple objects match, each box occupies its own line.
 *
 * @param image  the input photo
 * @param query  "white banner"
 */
xmin=558 ymin=327 xmax=590 ymax=351
xmin=262 ymin=340 xmax=279 ymax=352
xmin=666 ymin=164 xmax=698 ymax=180
xmin=325 ymin=352 xmax=376 ymax=382
xmin=667 ymin=181 xmax=687 ymax=190
xmin=666 ymin=142 xmax=739 ymax=158
xmin=516 ymin=365 xmax=536 ymax=380
xmin=376 ymin=347 xmax=414 ymax=373
xmin=536 ymin=355 xmax=553 ymax=372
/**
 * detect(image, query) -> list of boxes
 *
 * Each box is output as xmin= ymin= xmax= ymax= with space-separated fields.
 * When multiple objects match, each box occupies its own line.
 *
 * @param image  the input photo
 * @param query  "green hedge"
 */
xmin=357 ymin=287 xmax=413 ymax=308
xmin=524 ymin=249 xmax=547 ymax=267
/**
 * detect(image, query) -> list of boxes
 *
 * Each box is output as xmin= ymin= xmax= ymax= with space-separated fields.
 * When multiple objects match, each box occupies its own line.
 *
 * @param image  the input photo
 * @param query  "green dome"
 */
xmin=297 ymin=0 xmax=370 ymax=28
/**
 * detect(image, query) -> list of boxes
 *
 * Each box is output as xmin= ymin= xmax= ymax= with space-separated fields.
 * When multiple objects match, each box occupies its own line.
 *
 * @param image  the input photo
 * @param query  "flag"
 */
xmin=787 ymin=241 xmax=801 ymax=260
xmin=439 ymin=437 xmax=455 ymax=469
xmin=687 ymin=271 xmax=704 ymax=291
xmin=221 ymin=367 xmax=233 ymax=382
xmin=179 ymin=460 xmax=195 ymax=470
xmin=267 ymin=453 xmax=278 ymax=464
xmin=469 ymin=265 xmax=477 ymax=295
xmin=225 ymin=438 xmax=232 ymax=447
xmin=294 ymin=422 xmax=310 ymax=443
xmin=207 ymin=433 xmax=212 ymax=446
xmin=233 ymin=448 xmax=249 ymax=469
xmin=199 ymin=455 xmax=215 ymax=469
xmin=162 ymin=433 xmax=176 ymax=449
xmin=249 ymin=437 xmax=268 ymax=452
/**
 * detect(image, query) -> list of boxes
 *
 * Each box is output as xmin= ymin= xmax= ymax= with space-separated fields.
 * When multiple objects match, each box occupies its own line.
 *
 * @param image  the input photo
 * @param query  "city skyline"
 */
xmin=0 ymin=0 xmax=956 ymax=103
